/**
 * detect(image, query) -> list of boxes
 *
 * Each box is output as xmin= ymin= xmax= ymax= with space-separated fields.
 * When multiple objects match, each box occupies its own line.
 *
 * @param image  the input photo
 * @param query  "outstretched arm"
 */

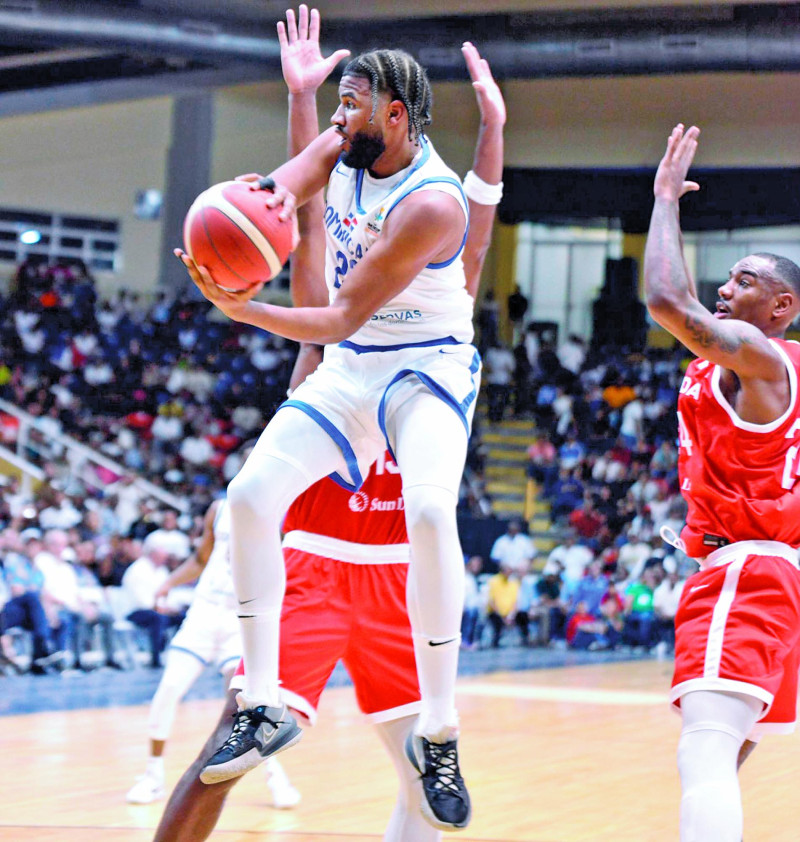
xmin=280 ymin=4 xmax=340 ymax=383
xmin=644 ymin=124 xmax=782 ymax=379
xmin=461 ymin=42 xmax=505 ymax=300
xmin=154 ymin=501 xmax=218 ymax=607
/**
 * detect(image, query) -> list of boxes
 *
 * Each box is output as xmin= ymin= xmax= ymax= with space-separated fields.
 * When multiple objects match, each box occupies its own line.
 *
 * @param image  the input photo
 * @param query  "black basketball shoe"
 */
xmin=405 ymin=732 xmax=472 ymax=831
xmin=200 ymin=701 xmax=302 ymax=784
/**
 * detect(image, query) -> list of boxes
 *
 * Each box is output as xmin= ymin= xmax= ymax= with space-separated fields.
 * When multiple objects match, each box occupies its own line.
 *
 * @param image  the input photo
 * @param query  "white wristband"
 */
xmin=463 ymin=170 xmax=503 ymax=205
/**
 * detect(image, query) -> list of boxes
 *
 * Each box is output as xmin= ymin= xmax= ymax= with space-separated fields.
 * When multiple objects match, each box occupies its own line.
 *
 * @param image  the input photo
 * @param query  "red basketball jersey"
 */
xmin=283 ymin=451 xmax=408 ymax=546
xmin=677 ymin=338 xmax=800 ymax=558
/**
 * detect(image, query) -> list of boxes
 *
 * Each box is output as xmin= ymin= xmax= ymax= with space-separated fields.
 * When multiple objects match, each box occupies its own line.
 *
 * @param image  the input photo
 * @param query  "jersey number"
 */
xmin=333 ymin=245 xmax=363 ymax=289
xmin=677 ymin=410 xmax=693 ymax=456
xmin=782 ymin=445 xmax=800 ymax=490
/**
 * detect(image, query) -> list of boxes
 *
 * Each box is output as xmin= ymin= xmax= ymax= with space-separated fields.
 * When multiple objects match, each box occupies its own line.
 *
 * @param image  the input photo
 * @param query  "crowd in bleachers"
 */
xmin=0 ymin=259 xmax=302 ymax=673
xmin=466 ymin=315 xmax=695 ymax=654
xmin=0 ymin=258 xmax=695 ymax=673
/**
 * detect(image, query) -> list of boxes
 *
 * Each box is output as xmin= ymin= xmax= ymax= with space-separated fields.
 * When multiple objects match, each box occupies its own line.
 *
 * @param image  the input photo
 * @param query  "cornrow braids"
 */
xmin=343 ymin=49 xmax=433 ymax=141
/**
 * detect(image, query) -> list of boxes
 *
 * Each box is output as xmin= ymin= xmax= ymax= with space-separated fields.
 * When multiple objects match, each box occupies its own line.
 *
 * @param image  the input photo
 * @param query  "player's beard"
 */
xmin=342 ymin=129 xmax=386 ymax=170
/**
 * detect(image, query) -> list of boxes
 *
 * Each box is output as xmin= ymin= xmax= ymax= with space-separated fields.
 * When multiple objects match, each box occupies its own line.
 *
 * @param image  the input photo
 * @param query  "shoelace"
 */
xmin=425 ymin=742 xmax=462 ymax=795
xmin=223 ymin=707 xmax=282 ymax=749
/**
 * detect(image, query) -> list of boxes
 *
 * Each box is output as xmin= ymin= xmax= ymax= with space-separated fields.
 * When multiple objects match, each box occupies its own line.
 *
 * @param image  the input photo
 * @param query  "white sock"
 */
xmin=411 ymin=633 xmax=460 ymax=741
xmin=146 ymin=756 xmax=164 ymax=779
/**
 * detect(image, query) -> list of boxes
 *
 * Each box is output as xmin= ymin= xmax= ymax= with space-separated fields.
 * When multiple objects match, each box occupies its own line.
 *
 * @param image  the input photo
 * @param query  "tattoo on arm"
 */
xmin=684 ymin=313 xmax=748 ymax=353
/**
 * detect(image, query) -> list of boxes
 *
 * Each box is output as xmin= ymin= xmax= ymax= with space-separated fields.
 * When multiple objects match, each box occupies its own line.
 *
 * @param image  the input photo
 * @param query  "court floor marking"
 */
xmin=457 ymin=681 xmax=666 ymax=706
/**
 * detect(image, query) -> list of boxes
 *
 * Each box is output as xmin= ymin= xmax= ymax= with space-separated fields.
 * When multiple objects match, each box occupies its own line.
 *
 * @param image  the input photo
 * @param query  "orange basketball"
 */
xmin=183 ymin=179 xmax=293 ymax=291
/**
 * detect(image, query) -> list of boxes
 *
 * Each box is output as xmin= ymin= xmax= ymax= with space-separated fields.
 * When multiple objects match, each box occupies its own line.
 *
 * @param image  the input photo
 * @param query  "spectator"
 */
xmin=557 ymin=334 xmax=587 ymax=377
xmin=526 ymin=432 xmax=559 ymax=492
xmin=145 ymin=509 xmax=191 ymax=562
xmin=507 ymin=284 xmax=529 ymax=343
xmin=549 ymin=468 xmax=585 ymax=523
xmin=34 ymin=529 xmax=85 ymax=670
xmin=547 ymin=531 xmax=594 ymax=597
xmin=568 ymin=494 xmax=607 ymax=543
xmin=489 ymin=518 xmax=536 ymax=576
xmin=622 ymin=565 xmax=660 ymax=649
xmin=0 ymin=528 xmax=57 ymax=674
xmin=652 ymin=557 xmax=685 ymax=654
xmin=484 ymin=342 xmax=516 ymax=423
xmin=461 ymin=555 xmax=485 ymax=650
xmin=528 ymin=560 xmax=566 ymax=645
xmin=121 ymin=532 xmax=186 ymax=668
xmin=566 ymin=601 xmax=609 ymax=650
xmin=486 ymin=563 xmax=525 ymax=648
xmin=568 ymin=557 xmax=609 ymax=618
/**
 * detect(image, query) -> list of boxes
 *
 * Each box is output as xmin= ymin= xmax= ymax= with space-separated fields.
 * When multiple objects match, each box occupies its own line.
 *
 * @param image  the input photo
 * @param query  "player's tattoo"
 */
xmin=684 ymin=313 xmax=748 ymax=353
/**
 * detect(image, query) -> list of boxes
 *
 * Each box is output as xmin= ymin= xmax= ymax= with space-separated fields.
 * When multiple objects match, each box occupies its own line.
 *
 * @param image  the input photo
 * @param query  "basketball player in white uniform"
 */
xmin=125 ymin=495 xmax=299 ymax=809
xmin=177 ymin=6 xmax=504 ymax=830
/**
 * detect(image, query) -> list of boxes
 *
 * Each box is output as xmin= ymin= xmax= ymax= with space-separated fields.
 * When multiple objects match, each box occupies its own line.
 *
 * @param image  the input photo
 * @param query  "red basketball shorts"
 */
xmin=231 ymin=547 xmax=420 ymax=724
xmin=671 ymin=540 xmax=800 ymax=737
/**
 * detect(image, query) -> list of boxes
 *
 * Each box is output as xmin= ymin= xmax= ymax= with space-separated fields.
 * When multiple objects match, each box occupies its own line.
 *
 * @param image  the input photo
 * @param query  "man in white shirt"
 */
xmin=489 ymin=519 xmax=536 ymax=576
xmin=122 ymin=533 xmax=185 ymax=668
xmin=547 ymin=531 xmax=594 ymax=597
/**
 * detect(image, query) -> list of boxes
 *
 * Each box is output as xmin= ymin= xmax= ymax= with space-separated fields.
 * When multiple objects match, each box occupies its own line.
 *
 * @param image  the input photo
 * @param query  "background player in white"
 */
xmin=125 ymin=492 xmax=300 ymax=808
xmin=176 ymin=5 xmax=503 ymax=830
xmin=645 ymin=123 xmax=800 ymax=842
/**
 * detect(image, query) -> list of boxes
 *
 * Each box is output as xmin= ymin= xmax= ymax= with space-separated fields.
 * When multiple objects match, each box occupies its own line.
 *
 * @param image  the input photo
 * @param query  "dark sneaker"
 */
xmin=405 ymin=732 xmax=471 ymax=831
xmin=200 ymin=702 xmax=302 ymax=784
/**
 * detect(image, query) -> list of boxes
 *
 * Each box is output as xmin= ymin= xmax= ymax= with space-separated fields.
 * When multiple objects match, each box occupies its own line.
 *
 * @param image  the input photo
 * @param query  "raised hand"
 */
xmin=462 ymin=41 xmax=506 ymax=128
xmin=654 ymin=123 xmax=701 ymax=202
xmin=277 ymin=4 xmax=350 ymax=95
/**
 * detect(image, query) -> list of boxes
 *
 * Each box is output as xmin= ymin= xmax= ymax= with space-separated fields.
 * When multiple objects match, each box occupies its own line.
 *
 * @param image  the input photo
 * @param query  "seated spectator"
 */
xmin=557 ymin=433 xmax=585 ymax=471
xmin=0 ymin=528 xmax=57 ymax=674
xmin=121 ymin=533 xmax=186 ymax=668
xmin=145 ymin=509 xmax=191 ymax=561
xmin=568 ymin=494 xmax=607 ymax=543
xmin=547 ymin=531 xmax=594 ymax=597
xmin=34 ymin=529 xmax=85 ymax=669
xmin=652 ymin=557 xmax=685 ymax=653
xmin=566 ymin=601 xmax=609 ymax=650
xmin=461 ymin=555 xmax=485 ymax=650
xmin=549 ymin=468 xmax=585 ymax=522
xmin=622 ymin=565 xmax=660 ymax=649
xmin=526 ymin=432 xmax=558 ymax=492
xmin=489 ymin=517 xmax=536 ymax=576
xmin=599 ymin=581 xmax=625 ymax=645
xmin=528 ymin=560 xmax=566 ymax=644
xmin=486 ymin=563 xmax=526 ymax=648
xmin=73 ymin=540 xmax=124 ymax=670
xmin=568 ymin=558 xmax=609 ymax=618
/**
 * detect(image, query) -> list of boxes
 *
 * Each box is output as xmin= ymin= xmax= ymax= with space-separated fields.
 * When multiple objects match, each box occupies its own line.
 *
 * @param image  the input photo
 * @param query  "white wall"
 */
xmin=1 ymin=69 xmax=800 ymax=298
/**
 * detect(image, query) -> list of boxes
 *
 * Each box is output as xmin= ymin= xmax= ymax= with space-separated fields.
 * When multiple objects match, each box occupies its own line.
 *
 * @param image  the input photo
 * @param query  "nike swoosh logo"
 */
xmin=239 ymin=598 xmax=257 ymax=605
xmin=690 ymin=584 xmax=709 ymax=593
xmin=438 ymin=349 xmax=458 ymax=355
xmin=428 ymin=637 xmax=459 ymax=647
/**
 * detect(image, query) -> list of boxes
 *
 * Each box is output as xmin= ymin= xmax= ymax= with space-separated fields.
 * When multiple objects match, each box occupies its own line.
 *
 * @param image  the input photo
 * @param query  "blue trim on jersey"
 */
xmin=167 ymin=645 xmax=209 ymax=667
xmin=338 ymin=335 xmax=460 ymax=354
xmin=376 ymin=349 xmax=482 ymax=460
xmin=382 ymin=175 xmax=469 ymax=268
xmin=217 ymin=654 xmax=241 ymax=675
xmin=355 ymin=168 xmax=366 ymax=214
xmin=278 ymin=399 xmax=364 ymax=491
xmin=354 ymin=135 xmax=431 ymax=215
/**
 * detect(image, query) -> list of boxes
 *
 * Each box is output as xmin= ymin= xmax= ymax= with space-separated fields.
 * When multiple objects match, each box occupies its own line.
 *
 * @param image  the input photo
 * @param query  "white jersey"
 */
xmin=323 ymin=135 xmax=473 ymax=348
xmin=193 ymin=500 xmax=236 ymax=610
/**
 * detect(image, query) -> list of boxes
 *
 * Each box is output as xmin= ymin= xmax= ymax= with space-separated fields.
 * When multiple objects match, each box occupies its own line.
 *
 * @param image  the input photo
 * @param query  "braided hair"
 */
xmin=342 ymin=49 xmax=432 ymax=141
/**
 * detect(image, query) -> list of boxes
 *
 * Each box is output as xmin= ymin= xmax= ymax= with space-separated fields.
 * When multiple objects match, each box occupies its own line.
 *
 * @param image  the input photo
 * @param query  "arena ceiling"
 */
xmin=0 ymin=0 xmax=799 ymax=116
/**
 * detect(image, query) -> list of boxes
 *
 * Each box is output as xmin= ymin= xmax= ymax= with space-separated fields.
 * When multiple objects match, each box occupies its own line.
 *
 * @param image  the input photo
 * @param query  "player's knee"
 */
xmin=677 ymin=723 xmax=741 ymax=782
xmin=402 ymin=485 xmax=456 ymax=536
xmin=227 ymin=469 xmax=273 ymax=523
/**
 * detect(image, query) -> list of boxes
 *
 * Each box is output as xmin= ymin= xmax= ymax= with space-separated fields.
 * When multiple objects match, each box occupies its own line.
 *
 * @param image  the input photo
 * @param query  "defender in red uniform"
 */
xmin=645 ymin=124 xmax=800 ymax=842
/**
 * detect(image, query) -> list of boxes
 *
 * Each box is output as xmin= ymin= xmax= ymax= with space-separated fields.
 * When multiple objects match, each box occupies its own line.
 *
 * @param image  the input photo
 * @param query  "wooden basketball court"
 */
xmin=2 ymin=659 xmax=798 ymax=841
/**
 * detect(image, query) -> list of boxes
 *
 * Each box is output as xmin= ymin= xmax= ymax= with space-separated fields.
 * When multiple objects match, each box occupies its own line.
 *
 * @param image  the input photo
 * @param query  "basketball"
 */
xmin=182 ymin=179 xmax=294 ymax=292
